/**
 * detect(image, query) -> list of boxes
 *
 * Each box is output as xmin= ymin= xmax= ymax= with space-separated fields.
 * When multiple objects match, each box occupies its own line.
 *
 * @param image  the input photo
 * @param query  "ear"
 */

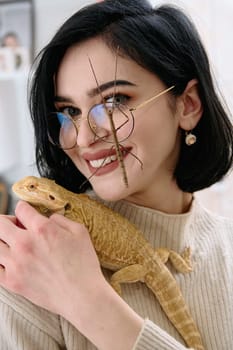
xmin=176 ymin=79 xmax=203 ymax=131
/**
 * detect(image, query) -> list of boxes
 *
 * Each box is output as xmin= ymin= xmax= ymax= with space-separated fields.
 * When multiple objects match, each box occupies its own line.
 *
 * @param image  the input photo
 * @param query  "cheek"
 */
xmin=110 ymin=108 xmax=135 ymax=142
xmin=64 ymin=149 xmax=74 ymax=160
xmin=132 ymin=108 xmax=179 ymax=157
xmin=64 ymin=149 xmax=83 ymax=169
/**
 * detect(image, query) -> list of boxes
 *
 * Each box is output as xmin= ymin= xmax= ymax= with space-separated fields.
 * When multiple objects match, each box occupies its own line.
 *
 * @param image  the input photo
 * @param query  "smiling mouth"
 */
xmin=85 ymin=148 xmax=131 ymax=175
xmin=89 ymin=154 xmax=118 ymax=168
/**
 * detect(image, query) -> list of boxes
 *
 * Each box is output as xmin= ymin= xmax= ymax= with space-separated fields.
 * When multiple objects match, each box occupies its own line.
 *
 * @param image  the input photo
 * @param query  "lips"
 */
xmin=82 ymin=147 xmax=131 ymax=176
xmin=89 ymin=154 xmax=118 ymax=168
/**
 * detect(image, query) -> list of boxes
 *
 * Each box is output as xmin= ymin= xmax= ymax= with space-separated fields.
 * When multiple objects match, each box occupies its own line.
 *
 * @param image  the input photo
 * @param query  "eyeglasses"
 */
xmin=47 ymin=85 xmax=175 ymax=150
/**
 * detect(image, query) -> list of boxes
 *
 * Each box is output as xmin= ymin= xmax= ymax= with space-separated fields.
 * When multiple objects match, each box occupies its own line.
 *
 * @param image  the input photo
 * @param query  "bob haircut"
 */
xmin=29 ymin=0 xmax=233 ymax=193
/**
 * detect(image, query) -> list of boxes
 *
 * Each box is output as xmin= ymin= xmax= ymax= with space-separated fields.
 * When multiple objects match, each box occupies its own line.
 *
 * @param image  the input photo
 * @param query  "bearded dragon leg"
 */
xmin=155 ymin=247 xmax=192 ymax=273
xmin=110 ymin=264 xmax=147 ymax=295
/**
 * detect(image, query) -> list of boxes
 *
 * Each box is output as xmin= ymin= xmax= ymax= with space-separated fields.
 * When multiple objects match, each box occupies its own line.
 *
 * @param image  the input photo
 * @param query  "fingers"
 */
xmin=50 ymin=213 xmax=85 ymax=232
xmin=0 ymin=238 xmax=9 ymax=265
xmin=0 ymin=264 xmax=5 ymax=286
xmin=0 ymin=202 xmax=46 ymax=247
xmin=51 ymin=214 xmax=85 ymax=241
xmin=15 ymin=201 xmax=86 ymax=236
xmin=0 ymin=215 xmax=20 ymax=246
xmin=15 ymin=200 xmax=49 ymax=231
xmin=0 ymin=214 xmax=25 ymax=229
xmin=0 ymin=214 xmax=17 ymax=224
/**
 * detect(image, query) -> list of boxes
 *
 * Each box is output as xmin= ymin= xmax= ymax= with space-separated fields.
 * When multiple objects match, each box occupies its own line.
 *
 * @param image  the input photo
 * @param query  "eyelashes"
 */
xmin=55 ymin=92 xmax=132 ymax=118
xmin=57 ymin=106 xmax=80 ymax=118
xmin=104 ymin=93 xmax=131 ymax=105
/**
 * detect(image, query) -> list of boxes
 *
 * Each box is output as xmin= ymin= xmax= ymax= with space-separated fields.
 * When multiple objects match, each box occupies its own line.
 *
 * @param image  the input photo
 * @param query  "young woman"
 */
xmin=0 ymin=1 xmax=232 ymax=349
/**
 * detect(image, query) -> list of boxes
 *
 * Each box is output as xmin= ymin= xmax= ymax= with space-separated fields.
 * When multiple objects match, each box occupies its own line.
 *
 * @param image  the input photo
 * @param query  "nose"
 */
xmin=76 ymin=113 xmax=110 ymax=148
xmin=76 ymin=117 xmax=96 ymax=148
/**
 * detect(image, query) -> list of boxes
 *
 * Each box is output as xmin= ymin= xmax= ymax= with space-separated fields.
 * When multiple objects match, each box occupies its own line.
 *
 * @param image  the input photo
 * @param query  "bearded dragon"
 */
xmin=12 ymin=176 xmax=205 ymax=350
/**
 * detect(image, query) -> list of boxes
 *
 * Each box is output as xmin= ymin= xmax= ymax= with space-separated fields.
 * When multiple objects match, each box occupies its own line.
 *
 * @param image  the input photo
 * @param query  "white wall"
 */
xmin=150 ymin=0 xmax=233 ymax=114
xmin=34 ymin=0 xmax=92 ymax=53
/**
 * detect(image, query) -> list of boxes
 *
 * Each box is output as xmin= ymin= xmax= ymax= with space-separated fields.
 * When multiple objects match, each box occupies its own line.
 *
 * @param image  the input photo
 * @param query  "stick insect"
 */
xmin=86 ymin=48 xmax=143 ymax=188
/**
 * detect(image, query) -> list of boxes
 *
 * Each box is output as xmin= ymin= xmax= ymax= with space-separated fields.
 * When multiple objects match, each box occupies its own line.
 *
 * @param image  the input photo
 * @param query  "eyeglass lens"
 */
xmin=47 ymin=112 xmax=77 ymax=149
xmin=88 ymin=102 xmax=134 ymax=142
xmin=47 ymin=102 xmax=134 ymax=149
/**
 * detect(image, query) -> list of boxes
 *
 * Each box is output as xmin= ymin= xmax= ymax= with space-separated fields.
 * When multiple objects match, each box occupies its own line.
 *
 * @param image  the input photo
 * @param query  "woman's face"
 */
xmin=55 ymin=37 xmax=182 ymax=204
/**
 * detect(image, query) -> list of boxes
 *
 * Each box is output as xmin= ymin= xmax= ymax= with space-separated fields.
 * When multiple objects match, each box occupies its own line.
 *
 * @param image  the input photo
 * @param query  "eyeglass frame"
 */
xmin=47 ymin=85 xmax=175 ymax=150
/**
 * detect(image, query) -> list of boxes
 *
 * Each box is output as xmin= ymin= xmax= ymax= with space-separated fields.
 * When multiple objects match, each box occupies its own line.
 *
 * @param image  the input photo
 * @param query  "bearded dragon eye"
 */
xmin=49 ymin=195 xmax=55 ymax=200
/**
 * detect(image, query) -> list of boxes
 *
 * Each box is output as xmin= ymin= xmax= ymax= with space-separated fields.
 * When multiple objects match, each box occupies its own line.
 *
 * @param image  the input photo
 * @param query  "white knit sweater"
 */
xmin=0 ymin=197 xmax=232 ymax=349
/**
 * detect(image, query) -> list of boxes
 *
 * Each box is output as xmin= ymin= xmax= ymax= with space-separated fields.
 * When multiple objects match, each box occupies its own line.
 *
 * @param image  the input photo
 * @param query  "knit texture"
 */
xmin=0 ymin=197 xmax=232 ymax=349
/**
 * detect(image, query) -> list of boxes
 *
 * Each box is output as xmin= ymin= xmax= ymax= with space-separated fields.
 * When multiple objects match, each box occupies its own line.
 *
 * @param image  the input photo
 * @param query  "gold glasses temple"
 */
xmin=130 ymin=85 xmax=175 ymax=111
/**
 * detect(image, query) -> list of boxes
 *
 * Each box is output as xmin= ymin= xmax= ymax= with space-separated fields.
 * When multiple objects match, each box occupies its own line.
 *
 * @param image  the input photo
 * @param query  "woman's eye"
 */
xmin=105 ymin=94 xmax=129 ymax=105
xmin=60 ymin=106 xmax=80 ymax=118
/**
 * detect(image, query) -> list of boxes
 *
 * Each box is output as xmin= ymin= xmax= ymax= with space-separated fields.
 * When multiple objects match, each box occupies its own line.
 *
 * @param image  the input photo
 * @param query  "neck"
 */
xmin=125 ymin=181 xmax=193 ymax=214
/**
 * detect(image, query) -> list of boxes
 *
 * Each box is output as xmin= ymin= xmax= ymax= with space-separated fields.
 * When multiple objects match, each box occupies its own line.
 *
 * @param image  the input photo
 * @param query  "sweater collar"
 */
xmin=101 ymin=196 xmax=202 ymax=252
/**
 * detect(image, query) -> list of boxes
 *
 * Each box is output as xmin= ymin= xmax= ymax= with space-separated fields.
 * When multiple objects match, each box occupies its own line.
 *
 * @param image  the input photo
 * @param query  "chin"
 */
xmin=90 ymin=177 xmax=132 ymax=202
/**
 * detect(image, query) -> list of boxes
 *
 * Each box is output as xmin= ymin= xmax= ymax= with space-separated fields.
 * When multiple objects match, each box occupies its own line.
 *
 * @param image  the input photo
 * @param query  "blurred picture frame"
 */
xmin=0 ymin=0 xmax=34 ymax=68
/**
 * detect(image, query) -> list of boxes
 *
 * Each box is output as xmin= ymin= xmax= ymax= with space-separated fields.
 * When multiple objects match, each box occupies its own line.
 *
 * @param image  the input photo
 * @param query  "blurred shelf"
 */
xmin=0 ymin=181 xmax=8 ymax=214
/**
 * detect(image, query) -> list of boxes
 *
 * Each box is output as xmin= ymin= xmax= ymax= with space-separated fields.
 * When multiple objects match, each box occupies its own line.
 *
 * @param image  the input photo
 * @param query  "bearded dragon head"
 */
xmin=12 ymin=176 xmax=70 ymax=215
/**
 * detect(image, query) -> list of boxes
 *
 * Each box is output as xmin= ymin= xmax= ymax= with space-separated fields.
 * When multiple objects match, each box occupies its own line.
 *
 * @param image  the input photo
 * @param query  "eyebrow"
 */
xmin=54 ymin=79 xmax=136 ymax=103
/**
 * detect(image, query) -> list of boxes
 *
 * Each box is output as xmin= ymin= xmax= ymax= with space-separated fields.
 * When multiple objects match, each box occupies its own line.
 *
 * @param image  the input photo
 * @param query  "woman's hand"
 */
xmin=0 ymin=200 xmax=103 ymax=313
xmin=0 ymin=201 xmax=143 ymax=350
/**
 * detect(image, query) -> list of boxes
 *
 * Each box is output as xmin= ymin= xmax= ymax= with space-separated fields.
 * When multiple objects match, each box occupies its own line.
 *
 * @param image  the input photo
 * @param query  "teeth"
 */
xmin=89 ymin=154 xmax=118 ymax=168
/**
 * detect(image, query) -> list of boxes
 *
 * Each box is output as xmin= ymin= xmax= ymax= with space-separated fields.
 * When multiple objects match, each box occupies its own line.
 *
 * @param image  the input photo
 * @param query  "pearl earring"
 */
xmin=185 ymin=131 xmax=197 ymax=146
